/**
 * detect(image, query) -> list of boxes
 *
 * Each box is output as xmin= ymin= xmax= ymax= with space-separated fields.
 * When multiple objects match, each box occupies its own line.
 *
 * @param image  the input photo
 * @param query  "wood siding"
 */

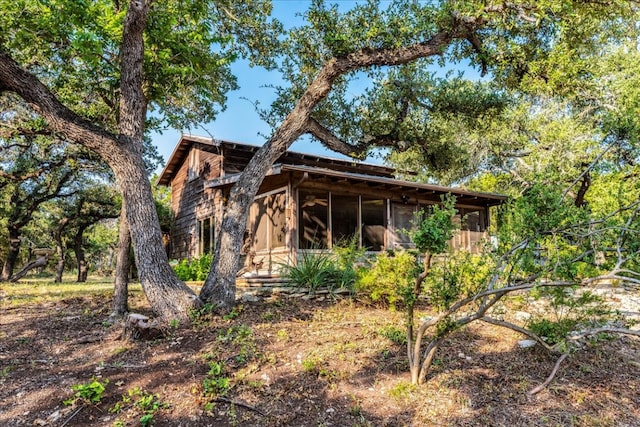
xmin=169 ymin=146 xmax=221 ymax=259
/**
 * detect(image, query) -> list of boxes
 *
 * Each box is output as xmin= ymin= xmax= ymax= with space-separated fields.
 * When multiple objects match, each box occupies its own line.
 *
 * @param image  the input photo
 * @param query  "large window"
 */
xmin=331 ymin=194 xmax=359 ymax=245
xmin=198 ymin=216 xmax=214 ymax=255
xmin=460 ymin=208 xmax=486 ymax=232
xmin=361 ymin=198 xmax=385 ymax=250
xmin=298 ymin=190 xmax=328 ymax=249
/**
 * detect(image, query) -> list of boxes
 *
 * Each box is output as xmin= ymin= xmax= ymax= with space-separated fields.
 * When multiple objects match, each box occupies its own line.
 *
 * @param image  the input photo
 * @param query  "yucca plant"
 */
xmin=280 ymin=251 xmax=339 ymax=294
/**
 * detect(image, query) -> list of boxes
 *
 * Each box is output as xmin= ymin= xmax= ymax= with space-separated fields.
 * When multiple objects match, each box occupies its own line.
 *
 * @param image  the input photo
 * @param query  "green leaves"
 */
xmin=64 ymin=377 xmax=109 ymax=406
xmin=411 ymin=194 xmax=457 ymax=255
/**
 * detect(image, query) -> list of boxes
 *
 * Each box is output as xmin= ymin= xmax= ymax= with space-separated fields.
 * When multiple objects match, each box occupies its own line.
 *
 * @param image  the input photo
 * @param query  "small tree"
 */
xmin=406 ymin=195 xmax=457 ymax=384
xmin=405 ymin=185 xmax=640 ymax=387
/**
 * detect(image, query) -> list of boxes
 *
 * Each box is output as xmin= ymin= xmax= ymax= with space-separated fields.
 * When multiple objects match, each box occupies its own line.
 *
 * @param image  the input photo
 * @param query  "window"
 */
xmin=459 ymin=208 xmax=486 ymax=232
xmin=361 ymin=198 xmax=386 ymax=251
xmin=249 ymin=191 xmax=287 ymax=251
xmin=298 ymin=190 xmax=328 ymax=249
xmin=269 ymin=192 xmax=287 ymax=248
xmin=198 ymin=216 xmax=214 ymax=255
xmin=331 ymin=194 xmax=359 ymax=246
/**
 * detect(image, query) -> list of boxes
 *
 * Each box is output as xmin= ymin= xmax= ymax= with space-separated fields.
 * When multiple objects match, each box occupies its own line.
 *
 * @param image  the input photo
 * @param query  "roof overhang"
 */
xmin=206 ymin=163 xmax=507 ymax=207
xmin=157 ymin=134 xmax=218 ymax=186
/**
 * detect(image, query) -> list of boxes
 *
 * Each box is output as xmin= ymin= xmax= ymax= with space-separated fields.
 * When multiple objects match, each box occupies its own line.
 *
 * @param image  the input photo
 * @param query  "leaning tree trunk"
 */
xmin=198 ymin=31 xmax=464 ymax=307
xmin=200 ymin=134 xmax=304 ymax=310
xmin=10 ymin=256 xmax=49 ymax=282
xmin=1 ymin=228 xmax=21 ymax=281
xmin=74 ymin=226 xmax=88 ymax=282
xmin=112 ymin=204 xmax=132 ymax=317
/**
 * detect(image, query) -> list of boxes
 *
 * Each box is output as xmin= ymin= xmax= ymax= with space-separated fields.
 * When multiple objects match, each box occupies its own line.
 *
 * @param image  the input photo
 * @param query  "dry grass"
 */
xmin=1 ymin=279 xmax=639 ymax=426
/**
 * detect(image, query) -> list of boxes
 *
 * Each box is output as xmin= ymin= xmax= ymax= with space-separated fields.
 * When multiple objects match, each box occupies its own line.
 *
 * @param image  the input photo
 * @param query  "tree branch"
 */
xmin=481 ymin=316 xmax=556 ymax=352
xmin=305 ymin=117 xmax=367 ymax=158
xmin=527 ymin=353 xmax=569 ymax=397
xmin=0 ymin=50 xmax=119 ymax=160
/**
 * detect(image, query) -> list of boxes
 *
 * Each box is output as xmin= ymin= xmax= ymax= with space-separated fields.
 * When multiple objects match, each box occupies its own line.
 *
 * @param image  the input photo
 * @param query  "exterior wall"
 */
xmin=169 ymin=146 xmax=221 ymax=260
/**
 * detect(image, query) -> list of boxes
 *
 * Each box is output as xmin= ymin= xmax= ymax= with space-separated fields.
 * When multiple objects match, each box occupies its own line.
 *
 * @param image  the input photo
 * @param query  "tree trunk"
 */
xmin=54 ymin=236 xmax=65 ymax=283
xmin=1 ymin=228 xmax=21 ymax=281
xmin=199 ymin=119 xmax=307 ymax=309
xmin=74 ymin=226 xmax=88 ymax=282
xmin=112 ymin=204 xmax=132 ymax=318
xmin=54 ymin=217 xmax=69 ymax=283
xmin=198 ymin=28 xmax=463 ymax=308
xmin=111 ymin=148 xmax=200 ymax=323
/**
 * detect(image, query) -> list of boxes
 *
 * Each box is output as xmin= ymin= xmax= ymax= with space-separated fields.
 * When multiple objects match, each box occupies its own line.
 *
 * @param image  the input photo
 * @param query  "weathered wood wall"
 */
xmin=169 ymin=145 xmax=221 ymax=260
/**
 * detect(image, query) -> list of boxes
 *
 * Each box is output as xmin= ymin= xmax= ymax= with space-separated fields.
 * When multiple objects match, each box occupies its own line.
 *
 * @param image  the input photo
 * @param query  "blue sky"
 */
xmin=151 ymin=1 xmax=337 ymax=170
xmin=151 ymin=1 xmax=480 ymax=172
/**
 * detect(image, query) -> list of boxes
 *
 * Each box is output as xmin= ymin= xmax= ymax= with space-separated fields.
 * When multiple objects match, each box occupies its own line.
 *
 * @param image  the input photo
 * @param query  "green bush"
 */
xmin=173 ymin=254 xmax=212 ymax=281
xmin=64 ymin=377 xmax=109 ymax=406
xmin=355 ymin=250 xmax=420 ymax=308
xmin=528 ymin=318 xmax=579 ymax=346
xmin=424 ymin=251 xmax=493 ymax=311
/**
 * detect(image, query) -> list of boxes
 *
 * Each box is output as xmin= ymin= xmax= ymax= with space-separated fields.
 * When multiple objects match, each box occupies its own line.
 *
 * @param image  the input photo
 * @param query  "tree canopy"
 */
xmin=1 ymin=0 xmax=639 ymax=322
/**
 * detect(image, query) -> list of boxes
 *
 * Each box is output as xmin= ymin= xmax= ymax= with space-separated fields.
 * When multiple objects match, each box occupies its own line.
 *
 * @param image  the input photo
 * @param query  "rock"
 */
xmin=241 ymin=293 xmax=260 ymax=302
xmin=514 ymin=311 xmax=532 ymax=322
xmin=518 ymin=339 xmax=537 ymax=348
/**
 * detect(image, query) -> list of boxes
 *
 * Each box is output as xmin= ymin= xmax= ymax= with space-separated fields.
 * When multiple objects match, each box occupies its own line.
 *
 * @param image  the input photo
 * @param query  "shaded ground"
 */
xmin=1 ymin=280 xmax=640 ymax=427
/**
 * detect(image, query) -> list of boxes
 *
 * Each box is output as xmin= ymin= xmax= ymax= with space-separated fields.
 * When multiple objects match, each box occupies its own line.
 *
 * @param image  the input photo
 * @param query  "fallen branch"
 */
xmin=527 ymin=353 xmax=568 ymax=397
xmin=569 ymin=327 xmax=640 ymax=341
xmin=214 ymin=397 xmax=265 ymax=416
xmin=60 ymin=406 xmax=83 ymax=427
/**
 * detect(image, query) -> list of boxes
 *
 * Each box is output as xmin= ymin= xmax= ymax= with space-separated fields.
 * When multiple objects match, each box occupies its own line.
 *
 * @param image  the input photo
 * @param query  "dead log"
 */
xmin=122 ymin=313 xmax=166 ymax=341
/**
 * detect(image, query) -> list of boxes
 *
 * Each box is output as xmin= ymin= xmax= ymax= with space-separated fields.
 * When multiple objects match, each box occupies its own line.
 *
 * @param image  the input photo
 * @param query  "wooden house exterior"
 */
xmin=158 ymin=135 xmax=507 ymax=275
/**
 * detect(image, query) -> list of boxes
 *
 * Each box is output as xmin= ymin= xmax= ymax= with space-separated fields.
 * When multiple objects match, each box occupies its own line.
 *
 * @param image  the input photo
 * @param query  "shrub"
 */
xmin=355 ymin=250 xmax=420 ymax=308
xmin=281 ymin=238 xmax=364 ymax=294
xmin=173 ymin=254 xmax=212 ymax=281
xmin=424 ymin=251 xmax=493 ymax=311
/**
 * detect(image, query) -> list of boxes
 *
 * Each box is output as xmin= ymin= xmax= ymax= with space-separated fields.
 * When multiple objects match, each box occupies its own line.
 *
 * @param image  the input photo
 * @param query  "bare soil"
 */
xmin=1 ymin=283 xmax=640 ymax=427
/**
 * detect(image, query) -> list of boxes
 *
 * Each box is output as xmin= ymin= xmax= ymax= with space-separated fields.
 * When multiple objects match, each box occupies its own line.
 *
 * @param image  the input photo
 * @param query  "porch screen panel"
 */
xmin=460 ymin=208 xmax=486 ymax=232
xmin=269 ymin=192 xmax=286 ymax=248
xmin=331 ymin=194 xmax=359 ymax=246
xmin=250 ymin=197 xmax=269 ymax=251
xmin=299 ymin=190 xmax=328 ymax=249
xmin=361 ymin=198 xmax=385 ymax=251
xmin=250 ymin=192 xmax=286 ymax=251
xmin=392 ymin=204 xmax=416 ymax=248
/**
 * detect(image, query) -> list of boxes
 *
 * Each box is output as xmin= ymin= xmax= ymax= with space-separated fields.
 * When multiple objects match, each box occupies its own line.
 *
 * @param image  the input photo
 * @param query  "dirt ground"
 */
xmin=1 ymin=281 xmax=640 ymax=427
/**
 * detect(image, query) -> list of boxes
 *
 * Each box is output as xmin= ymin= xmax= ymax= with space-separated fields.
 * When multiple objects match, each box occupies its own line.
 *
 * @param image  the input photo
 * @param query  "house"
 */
xmin=158 ymin=135 xmax=506 ymax=275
